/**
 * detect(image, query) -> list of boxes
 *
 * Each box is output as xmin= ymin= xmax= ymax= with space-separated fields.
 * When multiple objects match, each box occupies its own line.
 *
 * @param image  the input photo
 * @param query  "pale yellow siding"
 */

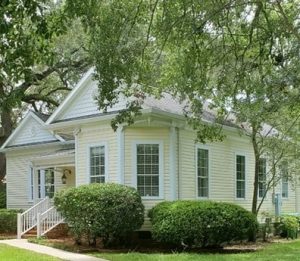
xmin=178 ymin=128 xmax=297 ymax=220
xmin=75 ymin=122 xmax=119 ymax=185
xmin=124 ymin=127 xmax=170 ymax=230
xmin=6 ymin=146 xmax=72 ymax=209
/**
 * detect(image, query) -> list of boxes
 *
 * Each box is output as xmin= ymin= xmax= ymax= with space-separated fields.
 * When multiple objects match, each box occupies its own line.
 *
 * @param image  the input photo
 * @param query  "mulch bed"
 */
xmin=34 ymin=235 xmax=289 ymax=254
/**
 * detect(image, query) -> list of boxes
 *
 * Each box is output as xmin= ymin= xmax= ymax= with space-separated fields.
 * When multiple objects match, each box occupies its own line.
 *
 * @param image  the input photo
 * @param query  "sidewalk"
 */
xmin=0 ymin=239 xmax=107 ymax=261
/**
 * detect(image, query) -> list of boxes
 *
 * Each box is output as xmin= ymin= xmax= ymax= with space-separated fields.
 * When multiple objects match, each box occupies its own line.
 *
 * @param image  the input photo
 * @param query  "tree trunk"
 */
xmin=251 ymin=129 xmax=260 ymax=216
xmin=0 ymin=85 xmax=14 ymax=181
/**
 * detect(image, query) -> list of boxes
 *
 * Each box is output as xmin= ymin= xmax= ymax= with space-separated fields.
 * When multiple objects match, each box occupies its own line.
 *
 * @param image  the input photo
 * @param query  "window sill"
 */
xmin=141 ymin=196 xmax=164 ymax=200
xmin=197 ymin=197 xmax=209 ymax=200
xmin=235 ymin=198 xmax=246 ymax=201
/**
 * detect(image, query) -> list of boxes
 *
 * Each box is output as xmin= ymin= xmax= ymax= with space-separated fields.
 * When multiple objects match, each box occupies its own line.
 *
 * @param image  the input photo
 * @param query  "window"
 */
xmin=280 ymin=162 xmax=288 ymax=198
xmin=29 ymin=167 xmax=34 ymax=201
xmin=258 ymin=158 xmax=267 ymax=198
xmin=197 ymin=148 xmax=209 ymax=198
xmin=236 ymin=155 xmax=246 ymax=199
xmin=90 ymin=146 xmax=106 ymax=183
xmin=38 ymin=169 xmax=55 ymax=199
xmin=136 ymin=144 xmax=160 ymax=197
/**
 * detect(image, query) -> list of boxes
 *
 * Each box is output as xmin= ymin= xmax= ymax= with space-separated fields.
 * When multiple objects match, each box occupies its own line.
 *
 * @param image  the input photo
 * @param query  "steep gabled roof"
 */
xmin=1 ymin=111 xmax=58 ymax=150
xmin=46 ymin=68 xmax=96 ymax=124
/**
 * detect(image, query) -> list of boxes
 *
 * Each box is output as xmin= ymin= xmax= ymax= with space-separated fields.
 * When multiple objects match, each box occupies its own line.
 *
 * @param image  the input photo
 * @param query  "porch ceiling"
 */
xmin=31 ymin=148 xmax=75 ymax=167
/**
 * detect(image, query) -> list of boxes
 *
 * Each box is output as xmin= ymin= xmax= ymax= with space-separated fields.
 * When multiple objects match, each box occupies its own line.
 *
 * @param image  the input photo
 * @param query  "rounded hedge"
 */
xmin=148 ymin=200 xmax=258 ymax=248
xmin=54 ymin=183 xmax=144 ymax=247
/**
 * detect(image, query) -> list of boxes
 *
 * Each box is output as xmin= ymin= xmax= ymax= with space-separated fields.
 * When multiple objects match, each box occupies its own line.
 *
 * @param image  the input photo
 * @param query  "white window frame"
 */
xmin=196 ymin=144 xmax=210 ymax=199
xmin=87 ymin=142 xmax=109 ymax=184
xmin=258 ymin=158 xmax=267 ymax=199
xmin=235 ymin=153 xmax=247 ymax=200
xmin=28 ymin=165 xmax=34 ymax=202
xmin=132 ymin=141 xmax=164 ymax=200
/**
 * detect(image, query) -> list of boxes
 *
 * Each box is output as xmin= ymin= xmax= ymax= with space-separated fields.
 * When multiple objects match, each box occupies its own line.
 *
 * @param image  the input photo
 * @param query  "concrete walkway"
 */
xmin=0 ymin=239 xmax=107 ymax=261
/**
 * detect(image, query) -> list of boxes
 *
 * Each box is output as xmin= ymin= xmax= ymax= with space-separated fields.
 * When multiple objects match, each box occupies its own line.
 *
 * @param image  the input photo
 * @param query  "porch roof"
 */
xmin=31 ymin=148 xmax=75 ymax=167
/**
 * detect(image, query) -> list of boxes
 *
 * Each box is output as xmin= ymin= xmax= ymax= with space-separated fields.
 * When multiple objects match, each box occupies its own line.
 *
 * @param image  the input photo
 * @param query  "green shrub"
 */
xmin=0 ymin=209 xmax=20 ymax=233
xmin=148 ymin=200 xmax=258 ymax=248
xmin=279 ymin=216 xmax=299 ymax=239
xmin=54 ymin=183 xmax=144 ymax=247
xmin=0 ymin=184 xmax=6 ymax=208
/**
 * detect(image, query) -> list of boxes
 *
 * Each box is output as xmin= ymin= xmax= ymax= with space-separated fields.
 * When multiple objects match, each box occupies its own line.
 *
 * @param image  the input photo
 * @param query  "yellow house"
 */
xmin=1 ymin=68 xmax=299 ymax=238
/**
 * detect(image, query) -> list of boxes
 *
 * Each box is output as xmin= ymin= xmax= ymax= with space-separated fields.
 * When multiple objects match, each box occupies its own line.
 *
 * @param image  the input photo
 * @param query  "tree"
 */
xmin=66 ymin=0 xmax=300 ymax=215
xmin=0 ymin=0 xmax=91 ymax=179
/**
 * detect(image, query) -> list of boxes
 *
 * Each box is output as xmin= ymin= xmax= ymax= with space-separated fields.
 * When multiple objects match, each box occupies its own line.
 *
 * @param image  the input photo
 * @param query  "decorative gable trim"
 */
xmin=1 ymin=111 xmax=57 ymax=150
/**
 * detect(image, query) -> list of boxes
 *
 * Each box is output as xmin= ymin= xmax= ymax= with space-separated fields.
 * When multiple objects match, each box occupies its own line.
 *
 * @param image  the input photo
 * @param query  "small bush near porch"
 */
xmin=0 ymin=209 xmax=21 ymax=234
xmin=54 ymin=183 xmax=144 ymax=247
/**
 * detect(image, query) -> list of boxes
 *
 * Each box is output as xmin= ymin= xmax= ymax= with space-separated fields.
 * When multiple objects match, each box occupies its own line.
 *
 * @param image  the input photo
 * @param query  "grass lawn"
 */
xmin=92 ymin=240 xmax=300 ymax=261
xmin=0 ymin=244 xmax=61 ymax=261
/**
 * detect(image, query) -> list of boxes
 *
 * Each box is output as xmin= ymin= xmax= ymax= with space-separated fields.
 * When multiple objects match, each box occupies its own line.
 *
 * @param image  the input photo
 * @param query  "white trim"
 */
xmin=195 ymin=144 xmax=210 ymax=199
xmin=234 ymin=152 xmax=247 ymax=200
xmin=117 ymin=126 xmax=125 ymax=184
xmin=86 ymin=142 xmax=109 ymax=184
xmin=74 ymin=128 xmax=81 ymax=187
xmin=28 ymin=164 xmax=34 ymax=202
xmin=46 ymin=67 xmax=95 ymax=125
xmin=1 ymin=111 xmax=57 ymax=150
xmin=169 ymin=126 xmax=177 ymax=200
xmin=132 ymin=140 xmax=164 ymax=200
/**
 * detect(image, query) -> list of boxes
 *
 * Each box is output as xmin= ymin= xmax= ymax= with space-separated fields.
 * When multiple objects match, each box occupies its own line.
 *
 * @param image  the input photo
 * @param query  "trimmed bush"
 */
xmin=0 ymin=184 xmax=6 ymax=208
xmin=279 ymin=216 xmax=298 ymax=239
xmin=54 ymin=183 xmax=144 ymax=247
xmin=148 ymin=200 xmax=258 ymax=248
xmin=0 ymin=209 xmax=20 ymax=233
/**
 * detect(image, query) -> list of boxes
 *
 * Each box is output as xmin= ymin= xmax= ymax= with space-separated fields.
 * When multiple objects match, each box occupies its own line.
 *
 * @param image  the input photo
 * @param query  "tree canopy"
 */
xmin=0 ymin=0 xmax=91 ymax=179
xmin=65 ymin=0 xmax=300 ymax=215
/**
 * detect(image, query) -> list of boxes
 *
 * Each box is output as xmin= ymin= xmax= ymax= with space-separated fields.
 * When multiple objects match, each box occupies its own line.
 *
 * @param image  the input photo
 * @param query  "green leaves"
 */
xmin=149 ymin=200 xmax=258 ymax=248
xmin=54 ymin=183 xmax=144 ymax=247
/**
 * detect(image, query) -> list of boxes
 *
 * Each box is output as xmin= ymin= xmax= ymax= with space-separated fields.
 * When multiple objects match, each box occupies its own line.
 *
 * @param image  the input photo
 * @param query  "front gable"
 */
xmin=1 ymin=112 xmax=58 ymax=149
xmin=47 ymin=68 xmax=127 ymax=124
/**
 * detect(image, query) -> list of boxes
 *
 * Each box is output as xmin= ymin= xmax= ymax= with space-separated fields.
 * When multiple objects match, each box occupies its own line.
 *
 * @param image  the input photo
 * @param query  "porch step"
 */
xmin=22 ymin=228 xmax=37 ymax=239
xmin=21 ymin=223 xmax=69 ymax=239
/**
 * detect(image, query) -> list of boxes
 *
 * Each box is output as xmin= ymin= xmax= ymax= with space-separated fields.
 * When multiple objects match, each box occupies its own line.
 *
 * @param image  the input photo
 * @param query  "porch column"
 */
xmin=169 ymin=126 xmax=178 ymax=200
xmin=117 ymin=126 xmax=125 ymax=184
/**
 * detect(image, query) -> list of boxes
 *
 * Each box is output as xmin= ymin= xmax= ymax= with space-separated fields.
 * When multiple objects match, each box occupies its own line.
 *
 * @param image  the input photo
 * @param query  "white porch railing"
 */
xmin=37 ymin=206 xmax=64 ymax=237
xmin=17 ymin=197 xmax=51 ymax=239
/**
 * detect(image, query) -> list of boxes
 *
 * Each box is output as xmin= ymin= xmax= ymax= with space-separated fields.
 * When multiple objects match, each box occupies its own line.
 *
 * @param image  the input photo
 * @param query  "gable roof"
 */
xmin=1 ymin=111 xmax=59 ymax=150
xmin=46 ymin=68 xmax=96 ymax=124
xmin=45 ymin=68 xmax=238 ymax=128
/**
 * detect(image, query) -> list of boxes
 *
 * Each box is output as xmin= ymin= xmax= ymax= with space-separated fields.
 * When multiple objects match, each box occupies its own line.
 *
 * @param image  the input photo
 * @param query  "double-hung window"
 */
xmin=136 ymin=143 xmax=161 ymax=197
xmin=236 ymin=155 xmax=246 ymax=199
xmin=258 ymin=158 xmax=267 ymax=198
xmin=89 ymin=145 xmax=106 ymax=183
xmin=197 ymin=148 xmax=209 ymax=198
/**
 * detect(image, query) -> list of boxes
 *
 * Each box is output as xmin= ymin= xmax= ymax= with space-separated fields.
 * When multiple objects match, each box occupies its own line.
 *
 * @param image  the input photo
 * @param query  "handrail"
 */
xmin=37 ymin=206 xmax=64 ymax=237
xmin=17 ymin=197 xmax=51 ymax=239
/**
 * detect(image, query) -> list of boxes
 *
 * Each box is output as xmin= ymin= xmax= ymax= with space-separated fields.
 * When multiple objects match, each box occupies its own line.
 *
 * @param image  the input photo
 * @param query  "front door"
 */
xmin=37 ymin=168 xmax=55 ymax=199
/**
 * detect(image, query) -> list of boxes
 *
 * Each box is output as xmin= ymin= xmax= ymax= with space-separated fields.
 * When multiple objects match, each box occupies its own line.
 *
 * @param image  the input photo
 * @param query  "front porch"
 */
xmin=30 ymin=148 xmax=76 ymax=203
xmin=17 ymin=148 xmax=76 ymax=239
